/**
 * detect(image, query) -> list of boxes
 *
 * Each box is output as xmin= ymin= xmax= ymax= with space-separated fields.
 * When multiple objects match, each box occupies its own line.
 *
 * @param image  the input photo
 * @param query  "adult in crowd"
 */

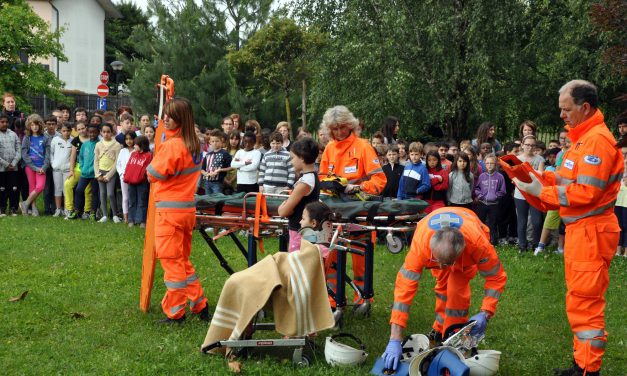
xmin=221 ymin=116 xmax=234 ymax=135
xmin=147 ymin=98 xmax=209 ymax=324
xmin=381 ymin=208 xmax=507 ymax=372
xmin=276 ymin=121 xmax=292 ymax=150
xmin=0 ymin=114 xmax=20 ymax=216
xmin=514 ymin=80 xmax=622 ymax=376
xmin=2 ymin=93 xmax=26 ymax=134
xmin=514 ymin=134 xmax=544 ymax=252
xmin=318 ymin=105 xmax=387 ymax=306
xmin=472 ymin=121 xmax=501 ymax=153
xmin=519 ymin=120 xmax=536 ymax=140
xmin=381 ymin=116 xmax=400 ymax=144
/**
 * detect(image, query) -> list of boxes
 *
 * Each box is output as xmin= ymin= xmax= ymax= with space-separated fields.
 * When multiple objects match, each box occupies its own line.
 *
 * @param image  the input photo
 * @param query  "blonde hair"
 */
xmin=26 ymin=114 xmax=44 ymax=136
xmin=322 ymin=105 xmax=359 ymax=134
xmin=408 ymin=141 xmax=424 ymax=154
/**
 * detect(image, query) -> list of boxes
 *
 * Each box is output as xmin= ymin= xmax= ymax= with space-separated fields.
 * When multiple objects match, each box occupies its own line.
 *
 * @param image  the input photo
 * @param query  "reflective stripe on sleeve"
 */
xmin=156 ymin=201 xmax=196 ymax=209
xmin=576 ymin=175 xmax=607 ymax=190
xmin=479 ymin=262 xmax=501 ymax=277
xmin=557 ymin=186 xmax=569 ymax=207
xmin=399 ymin=266 xmax=421 ymax=281
xmin=173 ymin=164 xmax=202 ymax=176
xmin=484 ymin=289 xmax=502 ymax=299
xmin=445 ymin=308 xmax=468 ymax=318
xmin=392 ymin=302 xmax=410 ymax=313
xmin=562 ymin=200 xmax=616 ymax=224
xmin=556 ymin=176 xmax=575 ymax=185
xmin=607 ymin=173 xmax=622 ymax=185
xmin=147 ymin=165 xmax=166 ymax=180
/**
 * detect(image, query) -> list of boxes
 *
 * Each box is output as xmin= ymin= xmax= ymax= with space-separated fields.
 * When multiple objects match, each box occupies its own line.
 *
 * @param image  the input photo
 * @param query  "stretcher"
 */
xmin=195 ymin=192 xmax=428 ymax=320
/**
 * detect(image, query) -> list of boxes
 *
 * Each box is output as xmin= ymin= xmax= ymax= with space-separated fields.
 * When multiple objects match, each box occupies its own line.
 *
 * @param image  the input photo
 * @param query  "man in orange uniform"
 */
xmin=381 ymin=207 xmax=507 ymax=372
xmin=147 ymin=98 xmax=209 ymax=324
xmin=318 ymin=105 xmax=387 ymax=307
xmin=514 ymin=80 xmax=622 ymax=376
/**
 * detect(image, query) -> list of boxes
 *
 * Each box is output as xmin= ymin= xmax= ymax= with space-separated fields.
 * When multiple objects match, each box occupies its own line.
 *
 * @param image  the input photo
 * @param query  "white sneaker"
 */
xmin=82 ymin=212 xmax=90 ymax=220
xmin=533 ymin=247 xmax=543 ymax=256
xmin=0 ymin=211 xmax=6 ymax=218
xmin=19 ymin=201 xmax=28 ymax=215
xmin=112 ymin=216 xmax=122 ymax=223
xmin=53 ymin=208 xmax=63 ymax=217
xmin=556 ymin=248 xmax=564 ymax=254
xmin=31 ymin=207 xmax=39 ymax=217
xmin=98 ymin=216 xmax=108 ymax=223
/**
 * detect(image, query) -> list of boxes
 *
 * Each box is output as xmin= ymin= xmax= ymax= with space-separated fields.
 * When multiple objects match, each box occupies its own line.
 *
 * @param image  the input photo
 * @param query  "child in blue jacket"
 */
xmin=397 ymin=142 xmax=430 ymax=200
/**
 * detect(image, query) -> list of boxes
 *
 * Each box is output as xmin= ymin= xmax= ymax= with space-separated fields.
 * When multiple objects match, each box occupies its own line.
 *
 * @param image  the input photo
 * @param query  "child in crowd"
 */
xmin=447 ymin=141 xmax=459 ymax=160
xmin=424 ymin=150 xmax=449 ymax=213
xmin=547 ymin=139 xmax=560 ymax=150
xmin=50 ymin=123 xmax=73 ymax=217
xmin=474 ymin=154 xmax=506 ymax=244
xmin=382 ymin=145 xmax=404 ymax=198
xmin=124 ymin=135 xmax=152 ymax=228
xmin=437 ymin=142 xmax=452 ymax=171
xmin=515 ymin=134 xmax=545 ymax=252
xmin=447 ymin=153 xmax=473 ymax=208
xmin=497 ymin=142 xmax=519 ymax=244
xmin=69 ymin=124 xmax=100 ymax=220
xmin=258 ymin=131 xmax=295 ymax=194
xmin=231 ymin=132 xmax=261 ymax=193
xmin=116 ymin=132 xmax=137 ymax=223
xmin=459 ymin=139 xmax=471 ymax=151
xmin=397 ymin=140 xmax=408 ymax=165
xmin=224 ymin=130 xmax=241 ymax=194
xmin=534 ymin=147 xmax=562 ymax=255
xmin=423 ymin=142 xmax=438 ymax=156
xmin=143 ymin=125 xmax=155 ymax=152
xmin=20 ymin=115 xmax=50 ymax=216
xmin=277 ymin=137 xmax=320 ymax=253
xmin=397 ymin=142 xmax=430 ymax=200
xmin=94 ymin=123 xmax=122 ymax=223
xmin=533 ymin=141 xmax=546 ymax=158
xmin=371 ymin=131 xmax=384 ymax=149
xmin=299 ymin=201 xmax=334 ymax=258
xmin=115 ymin=113 xmax=136 ymax=145
xmin=375 ymin=144 xmax=388 ymax=165
xmin=201 ymin=129 xmax=232 ymax=194
xmin=615 ymin=145 xmax=627 ymax=257
xmin=463 ymin=146 xmax=483 ymax=183
xmin=64 ymin=121 xmax=92 ymax=218
xmin=479 ymin=142 xmax=492 ymax=166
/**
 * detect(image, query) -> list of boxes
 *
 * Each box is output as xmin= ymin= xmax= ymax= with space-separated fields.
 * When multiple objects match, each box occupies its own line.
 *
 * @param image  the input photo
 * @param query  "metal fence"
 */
xmin=28 ymin=93 xmax=132 ymax=117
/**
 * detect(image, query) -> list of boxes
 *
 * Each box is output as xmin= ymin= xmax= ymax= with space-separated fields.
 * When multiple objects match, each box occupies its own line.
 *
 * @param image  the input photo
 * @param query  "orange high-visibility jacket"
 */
xmin=319 ymin=133 xmax=386 ymax=195
xmin=390 ymin=207 xmax=507 ymax=328
xmin=147 ymin=128 xmax=202 ymax=210
xmin=540 ymin=110 xmax=623 ymax=224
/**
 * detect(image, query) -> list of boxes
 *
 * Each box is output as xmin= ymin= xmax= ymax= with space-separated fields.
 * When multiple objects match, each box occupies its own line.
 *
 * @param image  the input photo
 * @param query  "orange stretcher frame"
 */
xmin=139 ymin=75 xmax=174 ymax=312
xmin=498 ymin=154 xmax=557 ymax=212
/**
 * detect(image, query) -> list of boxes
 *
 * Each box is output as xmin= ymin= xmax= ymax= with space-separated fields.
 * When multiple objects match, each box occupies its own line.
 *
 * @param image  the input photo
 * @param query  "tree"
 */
xmin=227 ymin=17 xmax=325 ymax=126
xmin=105 ymin=0 xmax=150 ymax=92
xmin=219 ymin=0 xmax=274 ymax=50
xmin=0 ymin=0 xmax=67 ymax=108
xmin=125 ymin=0 xmax=240 ymax=127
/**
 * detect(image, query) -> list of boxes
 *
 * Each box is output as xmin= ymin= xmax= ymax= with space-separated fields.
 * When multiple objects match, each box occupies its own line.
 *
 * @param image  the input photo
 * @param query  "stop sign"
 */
xmin=97 ymin=84 xmax=109 ymax=98
xmin=100 ymin=70 xmax=109 ymax=84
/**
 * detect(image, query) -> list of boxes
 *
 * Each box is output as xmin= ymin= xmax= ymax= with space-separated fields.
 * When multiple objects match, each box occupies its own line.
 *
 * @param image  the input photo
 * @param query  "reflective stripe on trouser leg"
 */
xmin=564 ymin=221 xmax=616 ymax=372
xmin=156 ymin=210 xmax=205 ymax=318
xmin=351 ymin=250 xmax=366 ymax=304
xmin=430 ymin=267 xmax=450 ymax=334
xmin=325 ymin=251 xmax=338 ymax=308
xmin=443 ymin=266 xmax=476 ymax=335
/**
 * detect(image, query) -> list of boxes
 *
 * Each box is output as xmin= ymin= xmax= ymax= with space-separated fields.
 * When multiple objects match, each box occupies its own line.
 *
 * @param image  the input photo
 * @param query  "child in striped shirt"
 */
xmin=258 ymin=131 xmax=295 ymax=195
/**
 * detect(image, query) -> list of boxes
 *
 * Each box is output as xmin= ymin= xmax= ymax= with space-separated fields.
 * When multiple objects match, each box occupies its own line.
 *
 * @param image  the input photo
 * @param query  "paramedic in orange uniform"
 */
xmin=147 ymin=98 xmax=209 ymax=324
xmin=381 ymin=207 xmax=507 ymax=372
xmin=514 ymin=80 xmax=622 ymax=376
xmin=318 ymin=105 xmax=386 ymax=306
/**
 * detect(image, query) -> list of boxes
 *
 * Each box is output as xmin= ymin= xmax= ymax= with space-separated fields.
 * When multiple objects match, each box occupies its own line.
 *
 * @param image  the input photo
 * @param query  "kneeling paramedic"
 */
xmin=382 ymin=207 xmax=507 ymax=371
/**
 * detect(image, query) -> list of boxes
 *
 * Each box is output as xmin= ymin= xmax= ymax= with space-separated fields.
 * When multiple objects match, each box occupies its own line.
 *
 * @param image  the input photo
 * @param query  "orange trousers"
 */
xmin=155 ymin=209 xmax=207 ymax=319
xmin=564 ymin=215 xmax=618 ymax=372
xmin=430 ymin=265 xmax=477 ymax=335
xmin=325 ymin=246 xmax=366 ymax=307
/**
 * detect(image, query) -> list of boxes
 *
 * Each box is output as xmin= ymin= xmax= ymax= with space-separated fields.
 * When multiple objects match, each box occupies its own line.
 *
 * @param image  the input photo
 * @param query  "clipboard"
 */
xmin=498 ymin=155 xmax=558 ymax=212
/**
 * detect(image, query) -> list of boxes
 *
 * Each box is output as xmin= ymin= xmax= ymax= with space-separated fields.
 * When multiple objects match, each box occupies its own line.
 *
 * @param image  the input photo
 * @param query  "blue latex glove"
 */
xmin=382 ymin=339 xmax=402 ymax=371
xmin=469 ymin=311 xmax=489 ymax=338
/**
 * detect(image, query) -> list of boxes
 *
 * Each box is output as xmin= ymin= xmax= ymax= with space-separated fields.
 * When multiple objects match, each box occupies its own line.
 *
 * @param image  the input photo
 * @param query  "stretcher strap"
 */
xmin=253 ymin=193 xmax=270 ymax=253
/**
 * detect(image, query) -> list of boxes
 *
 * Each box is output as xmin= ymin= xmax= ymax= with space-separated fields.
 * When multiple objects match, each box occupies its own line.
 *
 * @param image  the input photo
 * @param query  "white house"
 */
xmin=28 ymin=0 xmax=121 ymax=94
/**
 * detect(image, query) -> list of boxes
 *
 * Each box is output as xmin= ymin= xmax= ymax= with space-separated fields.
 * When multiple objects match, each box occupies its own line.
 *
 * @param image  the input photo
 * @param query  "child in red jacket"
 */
xmin=124 ymin=135 xmax=152 ymax=228
xmin=424 ymin=151 xmax=448 ymax=213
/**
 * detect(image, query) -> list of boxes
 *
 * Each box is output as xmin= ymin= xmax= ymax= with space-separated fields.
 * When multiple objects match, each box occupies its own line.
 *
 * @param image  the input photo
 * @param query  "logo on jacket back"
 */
xmin=583 ymin=155 xmax=601 ymax=165
xmin=428 ymin=212 xmax=463 ymax=230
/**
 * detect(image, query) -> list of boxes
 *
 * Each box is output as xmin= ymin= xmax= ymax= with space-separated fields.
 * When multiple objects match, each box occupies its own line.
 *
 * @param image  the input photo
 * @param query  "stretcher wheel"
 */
xmin=295 ymin=354 xmax=311 ymax=367
xmin=386 ymin=235 xmax=403 ymax=254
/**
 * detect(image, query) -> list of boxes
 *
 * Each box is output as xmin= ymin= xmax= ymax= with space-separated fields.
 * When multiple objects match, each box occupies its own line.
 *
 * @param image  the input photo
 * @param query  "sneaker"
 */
xmin=112 ymin=216 xmax=122 ymax=223
xmin=53 ymin=208 xmax=63 ymax=217
xmin=508 ymin=237 xmax=518 ymax=245
xmin=66 ymin=211 xmax=79 ymax=220
xmin=128 ymin=222 xmax=134 ymax=228
xmin=98 ymin=216 xmax=108 ymax=223
xmin=533 ymin=247 xmax=544 ymax=256
xmin=19 ymin=201 xmax=28 ymax=215
xmin=498 ymin=238 xmax=508 ymax=246
xmin=157 ymin=315 xmax=186 ymax=325
xmin=82 ymin=212 xmax=90 ymax=220
xmin=140 ymin=223 xmax=146 ymax=228
xmin=9 ymin=209 xmax=17 ymax=217
xmin=553 ymin=361 xmax=599 ymax=376
xmin=31 ymin=207 xmax=39 ymax=217
xmin=0 ymin=211 xmax=6 ymax=218
xmin=556 ymin=248 xmax=564 ymax=254
xmin=89 ymin=213 xmax=96 ymax=221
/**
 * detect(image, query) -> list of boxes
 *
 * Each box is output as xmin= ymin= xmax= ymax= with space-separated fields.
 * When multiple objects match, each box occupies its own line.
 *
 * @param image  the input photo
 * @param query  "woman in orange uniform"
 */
xmin=147 ymin=98 xmax=209 ymax=324
xmin=318 ymin=105 xmax=387 ymax=307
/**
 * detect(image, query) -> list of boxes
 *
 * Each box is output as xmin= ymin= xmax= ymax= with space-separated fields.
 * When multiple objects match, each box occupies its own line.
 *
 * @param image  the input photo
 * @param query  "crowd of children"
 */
xmin=1 ymin=93 xmax=626 ymax=258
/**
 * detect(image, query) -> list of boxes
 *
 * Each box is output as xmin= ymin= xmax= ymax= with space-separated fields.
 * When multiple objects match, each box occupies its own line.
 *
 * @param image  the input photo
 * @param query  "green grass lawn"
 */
xmin=1 ymin=215 xmax=626 ymax=375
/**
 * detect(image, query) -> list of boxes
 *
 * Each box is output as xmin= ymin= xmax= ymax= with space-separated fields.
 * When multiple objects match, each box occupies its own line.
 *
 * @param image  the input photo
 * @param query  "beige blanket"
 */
xmin=201 ymin=240 xmax=334 ymax=354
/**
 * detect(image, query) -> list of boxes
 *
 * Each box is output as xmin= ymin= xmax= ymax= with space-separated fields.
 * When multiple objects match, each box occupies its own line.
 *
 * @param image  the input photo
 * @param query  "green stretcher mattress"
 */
xmin=195 ymin=193 xmax=427 ymax=222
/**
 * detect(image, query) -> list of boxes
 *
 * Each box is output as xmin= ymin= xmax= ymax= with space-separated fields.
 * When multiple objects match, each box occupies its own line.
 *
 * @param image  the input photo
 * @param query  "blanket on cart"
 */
xmin=201 ymin=240 xmax=334 ymax=355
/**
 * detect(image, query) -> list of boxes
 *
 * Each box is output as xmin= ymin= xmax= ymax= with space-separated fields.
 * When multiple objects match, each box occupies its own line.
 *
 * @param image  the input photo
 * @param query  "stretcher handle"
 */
xmin=201 ymin=341 xmax=223 ymax=353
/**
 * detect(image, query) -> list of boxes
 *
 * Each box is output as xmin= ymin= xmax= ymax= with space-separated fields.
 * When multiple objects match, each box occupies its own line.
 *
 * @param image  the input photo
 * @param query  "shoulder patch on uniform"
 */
xmin=428 ymin=212 xmax=464 ymax=230
xmin=583 ymin=155 xmax=601 ymax=165
xmin=374 ymin=158 xmax=379 ymax=164
xmin=564 ymin=159 xmax=574 ymax=170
